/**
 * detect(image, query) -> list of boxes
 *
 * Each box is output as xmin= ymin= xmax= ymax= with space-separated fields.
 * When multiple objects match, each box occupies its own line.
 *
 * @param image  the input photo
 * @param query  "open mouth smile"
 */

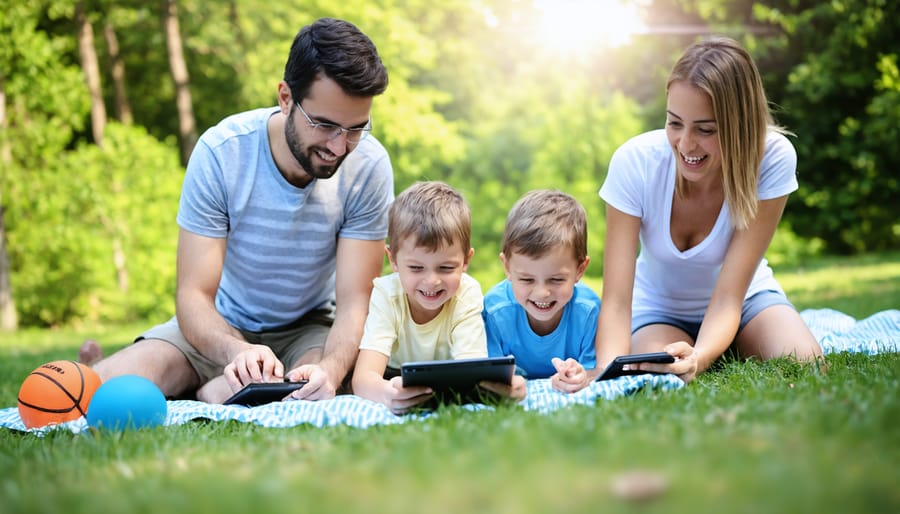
xmin=530 ymin=300 xmax=555 ymax=311
xmin=680 ymin=152 xmax=707 ymax=166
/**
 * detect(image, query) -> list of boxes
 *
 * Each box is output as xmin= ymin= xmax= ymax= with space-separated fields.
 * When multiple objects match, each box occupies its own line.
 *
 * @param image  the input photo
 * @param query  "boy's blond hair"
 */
xmin=501 ymin=190 xmax=587 ymax=263
xmin=388 ymin=181 xmax=471 ymax=257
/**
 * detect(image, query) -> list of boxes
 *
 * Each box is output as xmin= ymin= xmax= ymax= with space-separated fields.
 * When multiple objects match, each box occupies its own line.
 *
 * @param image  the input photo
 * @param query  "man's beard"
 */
xmin=284 ymin=107 xmax=347 ymax=183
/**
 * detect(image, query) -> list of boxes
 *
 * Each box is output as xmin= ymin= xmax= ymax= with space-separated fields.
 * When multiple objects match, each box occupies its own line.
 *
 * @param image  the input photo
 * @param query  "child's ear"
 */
xmin=575 ymin=255 xmax=590 ymax=280
xmin=461 ymin=247 xmax=475 ymax=271
xmin=385 ymin=245 xmax=399 ymax=271
xmin=499 ymin=252 xmax=511 ymax=277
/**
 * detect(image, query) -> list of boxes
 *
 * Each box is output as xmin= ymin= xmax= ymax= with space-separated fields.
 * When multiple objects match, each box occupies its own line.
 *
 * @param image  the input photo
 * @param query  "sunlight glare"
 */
xmin=533 ymin=0 xmax=646 ymax=54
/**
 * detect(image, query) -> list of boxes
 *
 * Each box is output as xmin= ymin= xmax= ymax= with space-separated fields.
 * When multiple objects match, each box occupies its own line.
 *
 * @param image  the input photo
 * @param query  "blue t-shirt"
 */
xmin=177 ymin=107 xmax=394 ymax=331
xmin=483 ymin=280 xmax=600 ymax=378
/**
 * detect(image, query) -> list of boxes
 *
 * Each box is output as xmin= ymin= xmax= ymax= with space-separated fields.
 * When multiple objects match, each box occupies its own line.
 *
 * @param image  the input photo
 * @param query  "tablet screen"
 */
xmin=401 ymin=356 xmax=515 ymax=405
xmin=223 ymin=380 xmax=308 ymax=406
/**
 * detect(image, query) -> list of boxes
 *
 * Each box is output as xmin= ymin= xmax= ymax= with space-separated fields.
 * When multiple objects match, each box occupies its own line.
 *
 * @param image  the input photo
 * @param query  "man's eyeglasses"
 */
xmin=294 ymin=101 xmax=371 ymax=146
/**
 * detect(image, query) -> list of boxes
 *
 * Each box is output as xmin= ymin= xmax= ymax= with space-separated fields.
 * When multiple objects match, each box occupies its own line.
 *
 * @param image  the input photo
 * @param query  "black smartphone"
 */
xmin=595 ymin=352 xmax=676 ymax=381
xmin=222 ymin=380 xmax=309 ymax=406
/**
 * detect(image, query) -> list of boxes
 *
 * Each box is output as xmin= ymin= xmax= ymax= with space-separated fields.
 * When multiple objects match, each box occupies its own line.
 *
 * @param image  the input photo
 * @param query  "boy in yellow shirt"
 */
xmin=352 ymin=181 xmax=497 ymax=414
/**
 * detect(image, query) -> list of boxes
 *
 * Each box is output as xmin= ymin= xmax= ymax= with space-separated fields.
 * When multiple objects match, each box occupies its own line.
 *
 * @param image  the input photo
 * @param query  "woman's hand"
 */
xmin=627 ymin=342 xmax=699 ymax=383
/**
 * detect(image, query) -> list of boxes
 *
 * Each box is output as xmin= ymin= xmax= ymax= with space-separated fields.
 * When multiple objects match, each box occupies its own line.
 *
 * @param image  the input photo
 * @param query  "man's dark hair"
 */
xmin=284 ymin=18 xmax=388 ymax=101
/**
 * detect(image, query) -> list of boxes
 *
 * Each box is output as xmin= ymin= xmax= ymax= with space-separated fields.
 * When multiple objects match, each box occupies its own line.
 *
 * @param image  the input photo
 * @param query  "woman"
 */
xmin=596 ymin=36 xmax=822 ymax=383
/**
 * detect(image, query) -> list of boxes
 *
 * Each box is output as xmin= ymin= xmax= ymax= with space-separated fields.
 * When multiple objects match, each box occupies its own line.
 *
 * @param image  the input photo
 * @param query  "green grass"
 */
xmin=0 ymin=252 xmax=898 ymax=514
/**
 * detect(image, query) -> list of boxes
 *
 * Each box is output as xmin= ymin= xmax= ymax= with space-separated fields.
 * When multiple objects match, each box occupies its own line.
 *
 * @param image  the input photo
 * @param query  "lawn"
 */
xmin=0 ymin=252 xmax=897 ymax=514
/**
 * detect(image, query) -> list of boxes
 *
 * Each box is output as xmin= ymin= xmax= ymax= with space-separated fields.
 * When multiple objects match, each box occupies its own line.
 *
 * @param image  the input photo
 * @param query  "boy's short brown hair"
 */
xmin=388 ymin=181 xmax=472 ymax=257
xmin=501 ymin=189 xmax=587 ymax=263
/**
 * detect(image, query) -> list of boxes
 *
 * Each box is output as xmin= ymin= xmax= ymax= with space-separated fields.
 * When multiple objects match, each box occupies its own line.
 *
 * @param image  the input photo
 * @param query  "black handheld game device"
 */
xmin=595 ymin=352 xmax=676 ymax=381
xmin=223 ymin=379 xmax=309 ymax=406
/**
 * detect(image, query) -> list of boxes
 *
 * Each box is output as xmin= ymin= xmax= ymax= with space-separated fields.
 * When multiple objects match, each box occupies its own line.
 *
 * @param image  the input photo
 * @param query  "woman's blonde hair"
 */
xmin=667 ymin=36 xmax=785 ymax=230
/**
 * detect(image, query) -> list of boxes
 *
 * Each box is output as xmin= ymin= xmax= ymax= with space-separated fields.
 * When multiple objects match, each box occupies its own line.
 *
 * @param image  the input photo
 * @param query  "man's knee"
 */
xmin=94 ymin=338 xmax=199 ymax=397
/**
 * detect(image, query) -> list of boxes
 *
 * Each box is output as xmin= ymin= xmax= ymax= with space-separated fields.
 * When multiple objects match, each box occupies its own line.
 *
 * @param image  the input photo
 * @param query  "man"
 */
xmin=80 ymin=18 xmax=392 ymax=403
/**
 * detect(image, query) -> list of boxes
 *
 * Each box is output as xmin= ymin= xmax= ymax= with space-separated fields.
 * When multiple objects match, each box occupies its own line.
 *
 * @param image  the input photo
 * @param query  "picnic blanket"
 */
xmin=1 ymin=308 xmax=896 ymax=434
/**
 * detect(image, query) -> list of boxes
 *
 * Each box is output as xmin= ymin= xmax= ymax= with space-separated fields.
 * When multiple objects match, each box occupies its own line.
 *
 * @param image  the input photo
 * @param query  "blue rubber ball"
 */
xmin=86 ymin=375 xmax=167 ymax=430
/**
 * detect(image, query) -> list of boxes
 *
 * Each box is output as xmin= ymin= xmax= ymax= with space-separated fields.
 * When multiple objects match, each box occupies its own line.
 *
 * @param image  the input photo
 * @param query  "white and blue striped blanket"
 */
xmin=1 ymin=308 xmax=896 ymax=434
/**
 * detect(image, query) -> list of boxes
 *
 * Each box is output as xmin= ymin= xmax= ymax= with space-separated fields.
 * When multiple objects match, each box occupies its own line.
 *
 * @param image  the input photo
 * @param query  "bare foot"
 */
xmin=78 ymin=339 xmax=104 ymax=366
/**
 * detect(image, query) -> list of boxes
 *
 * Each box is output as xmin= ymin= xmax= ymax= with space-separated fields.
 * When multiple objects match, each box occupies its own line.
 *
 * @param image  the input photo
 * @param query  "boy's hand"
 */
xmin=478 ymin=375 xmax=527 ymax=401
xmin=385 ymin=376 xmax=433 ymax=415
xmin=550 ymin=357 xmax=589 ymax=393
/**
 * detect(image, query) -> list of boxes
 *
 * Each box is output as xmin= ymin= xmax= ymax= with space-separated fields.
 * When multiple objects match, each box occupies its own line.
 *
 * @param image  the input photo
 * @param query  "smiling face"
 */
xmin=279 ymin=76 xmax=372 ymax=187
xmin=388 ymin=238 xmax=473 ymax=324
xmin=501 ymin=246 xmax=588 ymax=336
xmin=665 ymin=81 xmax=722 ymax=187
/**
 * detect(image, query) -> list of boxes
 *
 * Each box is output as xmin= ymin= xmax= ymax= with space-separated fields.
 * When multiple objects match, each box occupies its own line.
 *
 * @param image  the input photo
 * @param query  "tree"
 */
xmin=164 ymin=0 xmax=197 ymax=165
xmin=75 ymin=0 xmax=106 ymax=145
xmin=103 ymin=17 xmax=133 ymax=124
xmin=0 ymin=75 xmax=16 ymax=331
xmin=755 ymin=0 xmax=900 ymax=252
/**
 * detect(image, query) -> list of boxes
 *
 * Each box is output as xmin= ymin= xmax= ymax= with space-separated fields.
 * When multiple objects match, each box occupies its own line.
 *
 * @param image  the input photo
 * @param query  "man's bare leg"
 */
xmin=196 ymin=376 xmax=234 ymax=404
xmin=87 ymin=338 xmax=200 ymax=398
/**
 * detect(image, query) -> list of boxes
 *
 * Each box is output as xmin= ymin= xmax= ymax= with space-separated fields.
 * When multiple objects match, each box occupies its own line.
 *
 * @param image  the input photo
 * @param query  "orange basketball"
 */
xmin=17 ymin=360 xmax=102 ymax=429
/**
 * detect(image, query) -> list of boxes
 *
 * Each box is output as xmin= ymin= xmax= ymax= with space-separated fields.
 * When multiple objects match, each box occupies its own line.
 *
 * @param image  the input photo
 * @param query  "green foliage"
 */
xmin=766 ymin=220 xmax=824 ymax=268
xmin=2 ymin=0 xmax=898 ymax=327
xmin=0 ymin=1 xmax=88 ymax=163
xmin=5 ymin=123 xmax=181 ymax=326
xmin=755 ymin=0 xmax=900 ymax=253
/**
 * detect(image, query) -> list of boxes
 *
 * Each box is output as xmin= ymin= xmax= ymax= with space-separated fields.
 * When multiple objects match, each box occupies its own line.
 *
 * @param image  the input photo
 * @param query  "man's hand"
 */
xmin=223 ymin=344 xmax=284 ymax=392
xmin=285 ymin=364 xmax=338 ymax=401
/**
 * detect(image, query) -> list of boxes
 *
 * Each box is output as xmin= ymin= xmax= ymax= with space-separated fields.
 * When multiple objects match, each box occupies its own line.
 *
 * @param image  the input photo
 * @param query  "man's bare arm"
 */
xmin=175 ymin=228 xmax=252 ymax=366
xmin=317 ymin=238 xmax=386 ymax=391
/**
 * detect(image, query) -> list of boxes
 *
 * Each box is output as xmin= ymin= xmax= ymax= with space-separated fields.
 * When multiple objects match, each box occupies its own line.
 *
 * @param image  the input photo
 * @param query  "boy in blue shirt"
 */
xmin=483 ymin=190 xmax=600 ymax=393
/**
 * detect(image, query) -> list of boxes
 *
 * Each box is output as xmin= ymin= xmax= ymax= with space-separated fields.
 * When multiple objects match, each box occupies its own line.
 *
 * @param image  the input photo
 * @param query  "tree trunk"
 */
xmin=164 ymin=0 xmax=197 ymax=165
xmin=75 ymin=0 xmax=107 ymax=146
xmin=76 ymin=2 xmax=129 ymax=294
xmin=104 ymin=22 xmax=133 ymax=124
xmin=0 ymin=74 xmax=19 ymax=331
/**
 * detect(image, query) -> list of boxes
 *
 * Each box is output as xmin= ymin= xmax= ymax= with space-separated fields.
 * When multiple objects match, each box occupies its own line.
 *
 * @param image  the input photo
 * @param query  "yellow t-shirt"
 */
xmin=358 ymin=272 xmax=487 ymax=368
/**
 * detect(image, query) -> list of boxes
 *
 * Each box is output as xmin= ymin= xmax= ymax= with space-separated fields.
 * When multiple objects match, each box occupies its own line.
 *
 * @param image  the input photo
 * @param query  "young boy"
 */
xmin=482 ymin=189 xmax=600 ymax=393
xmin=352 ymin=181 xmax=489 ymax=414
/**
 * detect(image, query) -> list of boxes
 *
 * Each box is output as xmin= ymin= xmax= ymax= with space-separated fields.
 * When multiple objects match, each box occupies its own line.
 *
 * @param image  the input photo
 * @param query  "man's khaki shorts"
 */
xmin=137 ymin=309 xmax=334 ymax=384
